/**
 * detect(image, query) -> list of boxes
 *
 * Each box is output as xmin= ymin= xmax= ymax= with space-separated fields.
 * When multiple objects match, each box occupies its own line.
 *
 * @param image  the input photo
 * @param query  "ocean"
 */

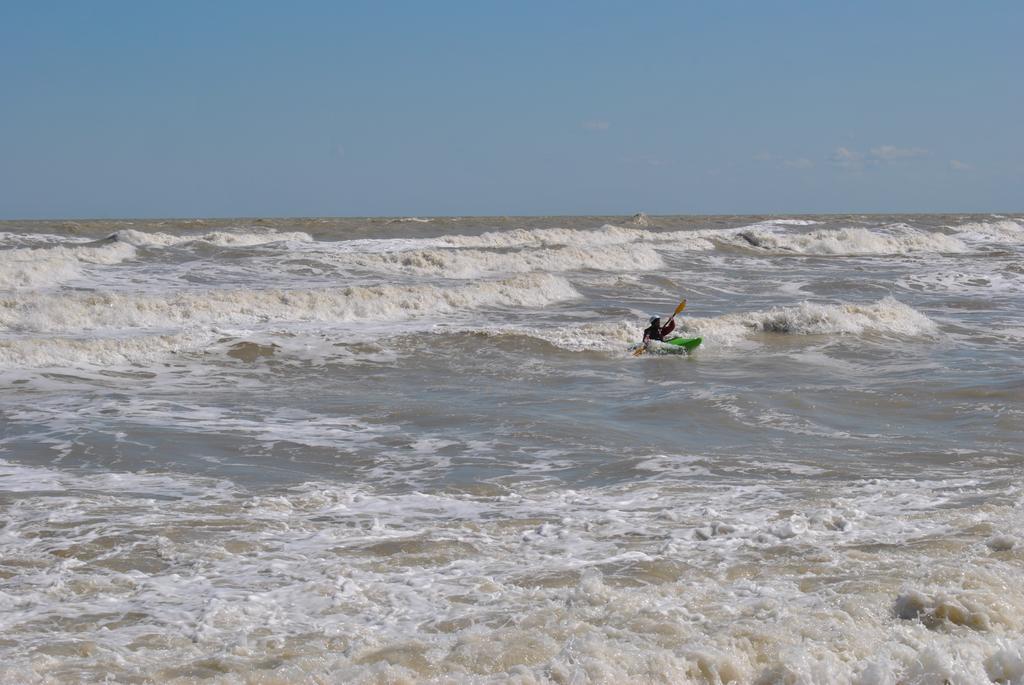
xmin=1 ymin=214 xmax=1022 ymax=684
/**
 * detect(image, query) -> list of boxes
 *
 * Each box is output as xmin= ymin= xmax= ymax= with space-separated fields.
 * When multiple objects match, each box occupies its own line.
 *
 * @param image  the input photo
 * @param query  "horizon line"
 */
xmin=1 ymin=210 xmax=1019 ymax=223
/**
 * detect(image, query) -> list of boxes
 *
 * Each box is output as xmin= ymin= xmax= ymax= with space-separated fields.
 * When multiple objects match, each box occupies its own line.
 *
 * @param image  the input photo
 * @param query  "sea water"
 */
xmin=0 ymin=214 xmax=1022 ymax=683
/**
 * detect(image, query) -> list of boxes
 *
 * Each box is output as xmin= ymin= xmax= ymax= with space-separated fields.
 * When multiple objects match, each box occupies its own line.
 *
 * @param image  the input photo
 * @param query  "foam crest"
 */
xmin=541 ymin=320 xmax=645 ymax=351
xmin=731 ymin=218 xmax=823 ymax=232
xmin=678 ymin=297 xmax=937 ymax=344
xmin=336 ymin=244 xmax=665 ymax=278
xmin=111 ymin=228 xmax=313 ymax=247
xmin=297 ymin=225 xmax=714 ymax=258
xmin=475 ymin=320 xmax=642 ymax=352
xmin=0 ymin=241 xmax=137 ymax=289
xmin=0 ymin=273 xmax=580 ymax=334
xmin=387 ymin=216 xmax=432 ymax=223
xmin=730 ymin=225 xmax=968 ymax=255
xmin=0 ymin=231 xmax=82 ymax=247
xmin=761 ymin=218 xmax=821 ymax=226
xmin=0 ymin=331 xmax=219 ymax=368
xmin=433 ymin=224 xmax=715 ymax=251
xmin=462 ymin=298 xmax=936 ymax=353
xmin=952 ymin=219 xmax=1024 ymax=244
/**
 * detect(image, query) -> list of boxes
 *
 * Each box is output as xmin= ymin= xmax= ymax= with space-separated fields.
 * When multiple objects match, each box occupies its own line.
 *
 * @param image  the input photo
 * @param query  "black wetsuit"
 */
xmin=643 ymin=319 xmax=675 ymax=343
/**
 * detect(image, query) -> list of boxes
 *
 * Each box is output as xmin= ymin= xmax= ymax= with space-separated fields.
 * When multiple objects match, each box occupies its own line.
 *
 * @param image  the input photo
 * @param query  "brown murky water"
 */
xmin=1 ymin=214 xmax=1022 ymax=682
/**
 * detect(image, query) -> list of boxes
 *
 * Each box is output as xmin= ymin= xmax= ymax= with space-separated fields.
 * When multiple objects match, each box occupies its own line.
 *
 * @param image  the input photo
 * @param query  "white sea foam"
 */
xmin=0 ymin=273 xmax=580 ymax=334
xmin=310 ymin=236 xmax=446 ymax=254
xmin=282 ymin=224 xmax=716 ymax=260
xmin=0 ymin=460 xmax=1019 ymax=683
xmin=900 ymin=268 xmax=1024 ymax=295
xmin=732 ymin=218 xmax=822 ymax=231
xmin=433 ymin=224 xmax=716 ymax=251
xmin=729 ymin=225 xmax=968 ymax=255
xmin=537 ymin=320 xmax=643 ymax=352
xmin=477 ymin=320 xmax=641 ymax=352
xmin=951 ymin=219 xmax=1024 ymax=245
xmin=4 ymin=400 xmax=397 ymax=447
xmin=388 ymin=216 xmax=433 ymax=223
xmin=111 ymin=228 xmax=313 ymax=247
xmin=629 ymin=212 xmax=651 ymax=226
xmin=676 ymin=297 xmax=938 ymax=345
xmin=327 ymin=244 xmax=665 ymax=278
xmin=0 ymin=231 xmax=86 ymax=247
xmin=760 ymin=218 xmax=821 ymax=226
xmin=0 ymin=331 xmax=220 ymax=368
xmin=0 ymin=241 xmax=137 ymax=289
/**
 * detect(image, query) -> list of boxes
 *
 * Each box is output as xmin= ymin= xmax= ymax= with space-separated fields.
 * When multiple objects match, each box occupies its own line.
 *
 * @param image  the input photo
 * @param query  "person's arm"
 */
xmin=661 ymin=319 xmax=676 ymax=337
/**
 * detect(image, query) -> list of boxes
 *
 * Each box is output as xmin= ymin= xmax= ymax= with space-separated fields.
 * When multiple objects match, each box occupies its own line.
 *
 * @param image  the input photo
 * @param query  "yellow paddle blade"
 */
xmin=670 ymin=298 xmax=687 ymax=319
xmin=632 ymin=346 xmax=646 ymax=357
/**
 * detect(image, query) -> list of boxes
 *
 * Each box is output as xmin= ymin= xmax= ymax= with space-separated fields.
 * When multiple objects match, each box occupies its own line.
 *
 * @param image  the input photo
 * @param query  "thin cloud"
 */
xmin=830 ymin=147 xmax=863 ymax=169
xmin=782 ymin=158 xmax=814 ymax=169
xmin=829 ymin=145 xmax=928 ymax=170
xmin=582 ymin=120 xmax=610 ymax=131
xmin=869 ymin=145 xmax=928 ymax=161
xmin=950 ymin=159 xmax=973 ymax=171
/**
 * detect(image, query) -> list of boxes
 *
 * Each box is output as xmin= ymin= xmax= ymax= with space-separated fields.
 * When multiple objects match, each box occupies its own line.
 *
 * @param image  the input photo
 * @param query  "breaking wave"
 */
xmin=0 ymin=241 xmax=137 ymax=289
xmin=0 ymin=273 xmax=580 ymax=335
xmin=0 ymin=331 xmax=220 ymax=368
xmin=323 ymin=244 xmax=665 ymax=278
xmin=387 ymin=216 xmax=432 ymax=224
xmin=759 ymin=218 xmax=821 ymax=226
xmin=475 ymin=321 xmax=642 ymax=353
xmin=676 ymin=297 xmax=938 ymax=344
xmin=0 ymin=231 xmax=77 ymax=248
xmin=951 ymin=219 xmax=1024 ymax=245
xmin=464 ymin=298 xmax=935 ymax=354
xmin=432 ymin=224 xmax=716 ymax=251
xmin=111 ymin=228 xmax=313 ymax=248
xmin=726 ymin=225 xmax=968 ymax=255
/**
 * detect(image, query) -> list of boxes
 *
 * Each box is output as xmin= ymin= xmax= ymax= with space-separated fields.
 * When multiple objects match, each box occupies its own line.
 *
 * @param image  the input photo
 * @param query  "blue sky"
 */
xmin=1 ymin=1 xmax=1020 ymax=218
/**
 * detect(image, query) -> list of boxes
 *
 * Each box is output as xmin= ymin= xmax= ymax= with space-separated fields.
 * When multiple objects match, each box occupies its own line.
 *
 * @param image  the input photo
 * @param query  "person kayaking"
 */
xmin=642 ymin=314 xmax=676 ymax=343
xmin=634 ymin=298 xmax=697 ymax=356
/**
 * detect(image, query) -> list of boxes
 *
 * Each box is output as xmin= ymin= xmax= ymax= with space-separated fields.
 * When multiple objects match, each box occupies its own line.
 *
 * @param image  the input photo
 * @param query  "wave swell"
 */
xmin=457 ymin=298 xmax=935 ymax=354
xmin=432 ymin=224 xmax=716 ymax=252
xmin=678 ymin=297 xmax=937 ymax=344
xmin=111 ymin=228 xmax=313 ymax=248
xmin=0 ymin=241 xmax=137 ymax=289
xmin=324 ymin=244 xmax=665 ymax=278
xmin=951 ymin=219 xmax=1024 ymax=245
xmin=0 ymin=273 xmax=580 ymax=334
xmin=727 ymin=226 xmax=968 ymax=255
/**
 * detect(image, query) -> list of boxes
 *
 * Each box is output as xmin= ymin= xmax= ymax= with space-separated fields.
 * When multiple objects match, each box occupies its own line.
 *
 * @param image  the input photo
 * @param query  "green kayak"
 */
xmin=632 ymin=337 xmax=703 ymax=355
xmin=663 ymin=336 xmax=702 ymax=351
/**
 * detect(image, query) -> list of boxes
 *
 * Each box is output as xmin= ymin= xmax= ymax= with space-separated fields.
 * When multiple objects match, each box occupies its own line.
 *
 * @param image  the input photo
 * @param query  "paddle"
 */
xmin=633 ymin=299 xmax=687 ymax=356
xmin=668 ymin=298 xmax=688 ymax=320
